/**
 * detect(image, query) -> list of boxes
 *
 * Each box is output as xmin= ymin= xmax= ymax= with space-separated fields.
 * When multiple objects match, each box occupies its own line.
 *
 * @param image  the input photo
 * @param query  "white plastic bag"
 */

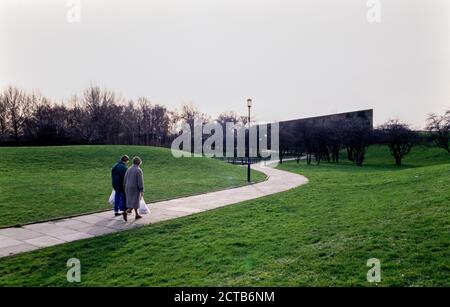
xmin=138 ymin=198 xmax=150 ymax=215
xmin=108 ymin=190 xmax=115 ymax=206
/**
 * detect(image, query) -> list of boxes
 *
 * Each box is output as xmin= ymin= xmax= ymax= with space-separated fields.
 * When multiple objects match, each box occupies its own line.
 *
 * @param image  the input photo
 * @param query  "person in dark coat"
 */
xmin=111 ymin=155 xmax=129 ymax=216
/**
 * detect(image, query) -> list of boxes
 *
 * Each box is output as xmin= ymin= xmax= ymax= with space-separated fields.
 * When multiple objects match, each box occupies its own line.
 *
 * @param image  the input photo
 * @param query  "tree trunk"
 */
xmin=306 ymin=154 xmax=312 ymax=165
xmin=347 ymin=147 xmax=354 ymax=161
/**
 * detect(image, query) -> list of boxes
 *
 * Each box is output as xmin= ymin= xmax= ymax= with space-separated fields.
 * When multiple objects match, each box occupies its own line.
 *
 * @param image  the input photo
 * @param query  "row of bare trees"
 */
xmin=279 ymin=118 xmax=376 ymax=166
xmin=0 ymin=86 xmax=251 ymax=147
xmin=0 ymin=86 xmax=178 ymax=146
xmin=1 ymin=85 xmax=448 ymax=166
xmin=278 ymin=108 xmax=449 ymax=167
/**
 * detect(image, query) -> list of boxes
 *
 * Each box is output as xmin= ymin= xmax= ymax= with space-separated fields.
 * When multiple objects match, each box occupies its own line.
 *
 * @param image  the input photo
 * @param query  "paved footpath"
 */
xmin=0 ymin=162 xmax=308 ymax=258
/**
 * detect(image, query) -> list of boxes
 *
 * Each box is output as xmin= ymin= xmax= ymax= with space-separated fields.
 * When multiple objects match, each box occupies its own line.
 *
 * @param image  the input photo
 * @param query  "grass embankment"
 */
xmin=0 ymin=145 xmax=265 ymax=227
xmin=0 ymin=145 xmax=448 ymax=286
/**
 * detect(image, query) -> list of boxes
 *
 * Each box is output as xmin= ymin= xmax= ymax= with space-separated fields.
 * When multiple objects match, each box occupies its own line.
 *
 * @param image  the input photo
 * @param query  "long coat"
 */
xmin=124 ymin=165 xmax=144 ymax=209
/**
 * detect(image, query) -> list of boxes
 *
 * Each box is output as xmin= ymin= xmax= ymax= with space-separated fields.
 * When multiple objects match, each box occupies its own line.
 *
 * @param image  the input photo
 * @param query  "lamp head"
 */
xmin=247 ymin=98 xmax=252 ymax=108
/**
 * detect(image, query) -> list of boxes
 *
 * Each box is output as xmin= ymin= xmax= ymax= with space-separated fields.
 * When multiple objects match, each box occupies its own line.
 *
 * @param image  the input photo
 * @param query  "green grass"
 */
xmin=0 ymin=145 xmax=265 ymax=227
xmin=0 ymin=145 xmax=448 ymax=286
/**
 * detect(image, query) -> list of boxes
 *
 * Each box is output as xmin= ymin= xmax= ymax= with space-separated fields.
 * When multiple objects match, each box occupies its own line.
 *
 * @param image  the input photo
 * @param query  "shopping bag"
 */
xmin=138 ymin=198 xmax=150 ymax=215
xmin=108 ymin=190 xmax=115 ymax=206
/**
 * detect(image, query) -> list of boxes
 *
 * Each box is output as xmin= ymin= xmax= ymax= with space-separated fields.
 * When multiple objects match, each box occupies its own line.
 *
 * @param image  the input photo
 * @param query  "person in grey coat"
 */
xmin=123 ymin=156 xmax=145 ymax=221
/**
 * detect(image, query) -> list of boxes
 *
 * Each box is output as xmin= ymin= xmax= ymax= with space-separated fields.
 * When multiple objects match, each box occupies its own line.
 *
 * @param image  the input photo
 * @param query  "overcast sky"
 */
xmin=1 ymin=0 xmax=449 ymax=128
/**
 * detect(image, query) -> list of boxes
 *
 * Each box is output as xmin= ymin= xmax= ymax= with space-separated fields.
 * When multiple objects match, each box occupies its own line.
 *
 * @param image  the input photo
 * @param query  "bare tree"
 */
xmin=217 ymin=111 xmax=239 ymax=126
xmin=136 ymin=98 xmax=171 ymax=146
xmin=0 ymin=92 xmax=8 ymax=140
xmin=179 ymin=103 xmax=209 ymax=129
xmin=177 ymin=103 xmax=210 ymax=154
xmin=279 ymin=128 xmax=295 ymax=164
xmin=379 ymin=119 xmax=417 ymax=166
xmin=85 ymin=86 xmax=115 ymax=143
xmin=312 ymin=127 xmax=330 ymax=165
xmin=291 ymin=122 xmax=315 ymax=165
xmin=2 ymin=86 xmax=36 ymax=141
xmin=69 ymin=86 xmax=122 ymax=144
xmin=327 ymin=120 xmax=346 ymax=163
xmin=24 ymin=99 xmax=70 ymax=144
xmin=152 ymin=104 xmax=171 ymax=146
xmin=67 ymin=99 xmax=95 ymax=143
xmin=121 ymin=100 xmax=139 ymax=145
xmin=342 ymin=118 xmax=373 ymax=166
xmin=426 ymin=111 xmax=450 ymax=154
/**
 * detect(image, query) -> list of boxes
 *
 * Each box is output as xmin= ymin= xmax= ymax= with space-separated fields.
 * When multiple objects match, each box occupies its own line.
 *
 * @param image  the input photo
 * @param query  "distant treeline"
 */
xmin=0 ymin=85 xmax=448 ymax=166
xmin=0 ymin=85 xmax=247 ymax=147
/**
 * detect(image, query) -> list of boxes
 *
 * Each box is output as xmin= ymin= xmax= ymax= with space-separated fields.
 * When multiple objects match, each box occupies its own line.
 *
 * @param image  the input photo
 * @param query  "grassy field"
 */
xmin=0 ymin=145 xmax=448 ymax=286
xmin=0 ymin=146 xmax=265 ymax=227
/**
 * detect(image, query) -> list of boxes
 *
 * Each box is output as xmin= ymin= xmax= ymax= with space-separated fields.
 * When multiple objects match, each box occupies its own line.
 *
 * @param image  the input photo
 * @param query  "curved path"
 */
xmin=0 ymin=162 xmax=308 ymax=258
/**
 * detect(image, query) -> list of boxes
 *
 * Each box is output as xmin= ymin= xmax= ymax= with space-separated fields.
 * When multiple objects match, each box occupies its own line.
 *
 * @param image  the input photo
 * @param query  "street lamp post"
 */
xmin=247 ymin=98 xmax=252 ymax=183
